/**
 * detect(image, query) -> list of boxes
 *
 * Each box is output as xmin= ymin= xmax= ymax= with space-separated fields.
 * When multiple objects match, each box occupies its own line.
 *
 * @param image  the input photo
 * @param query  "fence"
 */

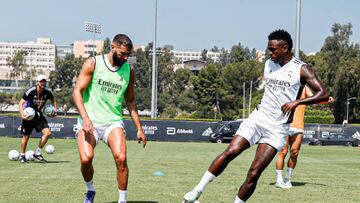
xmin=0 ymin=116 xmax=359 ymax=143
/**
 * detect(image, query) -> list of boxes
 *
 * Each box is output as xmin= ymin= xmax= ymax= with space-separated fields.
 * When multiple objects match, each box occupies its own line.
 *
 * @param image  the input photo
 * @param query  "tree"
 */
xmin=191 ymin=64 xmax=228 ymax=119
xmin=6 ymin=50 xmax=28 ymax=86
xmin=171 ymin=69 xmax=196 ymax=113
xmin=333 ymin=58 xmax=360 ymax=123
xmin=135 ymin=88 xmax=151 ymax=111
xmin=101 ymin=37 xmax=111 ymax=54
xmin=132 ymin=47 xmax=152 ymax=88
xmin=305 ymin=53 xmax=331 ymax=86
xmin=49 ymin=54 xmax=84 ymax=109
xmin=0 ymin=93 xmax=15 ymax=112
xmin=201 ymin=49 xmax=208 ymax=61
xmin=211 ymin=46 xmax=219 ymax=52
xmin=317 ymin=23 xmax=360 ymax=123
xmin=229 ymin=43 xmax=252 ymax=63
xmin=320 ymin=23 xmax=354 ymax=91
xmin=157 ymin=46 xmax=175 ymax=93
xmin=221 ymin=60 xmax=262 ymax=119
xmin=218 ymin=47 xmax=230 ymax=67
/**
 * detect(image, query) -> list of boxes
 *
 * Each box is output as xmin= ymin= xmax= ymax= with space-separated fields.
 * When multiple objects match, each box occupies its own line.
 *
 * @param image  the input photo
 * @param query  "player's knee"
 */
xmin=45 ymin=132 xmax=52 ymax=138
xmin=114 ymin=153 xmax=127 ymax=168
xmin=80 ymin=153 xmax=94 ymax=165
xmin=247 ymin=168 xmax=261 ymax=183
xmin=225 ymin=146 xmax=241 ymax=158
xmin=279 ymin=148 xmax=288 ymax=157
xmin=290 ymin=149 xmax=300 ymax=158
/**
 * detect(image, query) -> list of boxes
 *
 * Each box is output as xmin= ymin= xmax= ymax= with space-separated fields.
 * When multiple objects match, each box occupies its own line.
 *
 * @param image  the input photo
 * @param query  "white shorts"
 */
xmin=76 ymin=118 xmax=125 ymax=144
xmin=235 ymin=110 xmax=289 ymax=151
xmin=288 ymin=127 xmax=304 ymax=136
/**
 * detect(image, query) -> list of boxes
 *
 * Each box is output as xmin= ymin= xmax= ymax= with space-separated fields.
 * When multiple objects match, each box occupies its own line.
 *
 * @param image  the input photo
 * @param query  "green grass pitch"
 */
xmin=0 ymin=137 xmax=359 ymax=203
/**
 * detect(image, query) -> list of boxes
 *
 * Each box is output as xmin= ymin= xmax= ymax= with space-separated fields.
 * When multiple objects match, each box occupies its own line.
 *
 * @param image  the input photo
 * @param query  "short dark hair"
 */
xmin=113 ymin=34 xmax=133 ymax=50
xmin=268 ymin=29 xmax=293 ymax=51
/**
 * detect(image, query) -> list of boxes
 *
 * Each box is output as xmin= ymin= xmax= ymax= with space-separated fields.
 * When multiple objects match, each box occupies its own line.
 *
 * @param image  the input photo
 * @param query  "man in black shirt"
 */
xmin=18 ymin=74 xmax=57 ymax=163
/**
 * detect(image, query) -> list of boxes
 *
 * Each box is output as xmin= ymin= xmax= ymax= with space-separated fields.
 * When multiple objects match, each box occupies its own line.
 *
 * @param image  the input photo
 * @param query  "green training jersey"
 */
xmin=82 ymin=54 xmax=130 ymax=124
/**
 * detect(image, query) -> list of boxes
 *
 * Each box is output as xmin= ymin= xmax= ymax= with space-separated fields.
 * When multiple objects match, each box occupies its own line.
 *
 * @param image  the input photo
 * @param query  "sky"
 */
xmin=1 ymin=0 xmax=359 ymax=54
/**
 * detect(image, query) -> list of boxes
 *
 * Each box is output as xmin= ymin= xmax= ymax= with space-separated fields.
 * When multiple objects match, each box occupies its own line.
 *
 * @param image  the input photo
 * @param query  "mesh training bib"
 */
xmin=82 ymin=54 xmax=130 ymax=124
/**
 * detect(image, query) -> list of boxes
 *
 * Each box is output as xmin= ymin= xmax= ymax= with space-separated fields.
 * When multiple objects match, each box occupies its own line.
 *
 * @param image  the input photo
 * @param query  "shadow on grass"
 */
xmin=269 ymin=181 xmax=327 ymax=187
xmin=107 ymin=201 xmax=159 ymax=203
xmin=31 ymin=160 xmax=70 ymax=164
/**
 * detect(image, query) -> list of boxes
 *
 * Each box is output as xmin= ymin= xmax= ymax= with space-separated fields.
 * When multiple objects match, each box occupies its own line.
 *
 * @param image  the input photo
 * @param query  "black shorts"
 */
xmin=21 ymin=116 xmax=49 ymax=135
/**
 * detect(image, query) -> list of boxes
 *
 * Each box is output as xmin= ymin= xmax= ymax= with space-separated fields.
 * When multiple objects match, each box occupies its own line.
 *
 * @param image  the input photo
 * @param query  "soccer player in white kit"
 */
xmin=183 ymin=29 xmax=330 ymax=203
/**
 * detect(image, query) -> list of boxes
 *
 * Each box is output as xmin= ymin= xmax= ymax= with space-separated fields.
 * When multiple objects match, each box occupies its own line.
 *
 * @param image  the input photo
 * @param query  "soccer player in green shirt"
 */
xmin=73 ymin=34 xmax=147 ymax=203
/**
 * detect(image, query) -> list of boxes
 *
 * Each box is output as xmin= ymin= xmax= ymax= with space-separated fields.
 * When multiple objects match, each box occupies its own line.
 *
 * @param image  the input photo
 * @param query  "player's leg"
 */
xmin=275 ymin=136 xmax=289 ymax=185
xmin=19 ymin=120 xmax=33 ymax=163
xmin=33 ymin=119 xmax=52 ymax=161
xmin=208 ymin=135 xmax=250 ymax=175
xmin=77 ymin=130 xmax=97 ymax=203
xmin=237 ymin=143 xmax=277 ymax=201
xmin=20 ymin=134 xmax=30 ymax=163
xmin=184 ymin=135 xmax=250 ymax=202
xmin=284 ymin=133 xmax=303 ymax=187
xmin=33 ymin=128 xmax=51 ymax=161
xmin=106 ymin=127 xmax=128 ymax=203
xmin=38 ymin=128 xmax=52 ymax=149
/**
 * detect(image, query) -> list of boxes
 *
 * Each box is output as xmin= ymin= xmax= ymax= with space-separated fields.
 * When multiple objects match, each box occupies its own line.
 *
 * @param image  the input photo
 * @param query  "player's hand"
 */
xmin=281 ymin=100 xmax=299 ymax=116
xmin=137 ymin=128 xmax=147 ymax=148
xmin=21 ymin=113 xmax=30 ymax=120
xmin=49 ymin=111 xmax=57 ymax=118
xmin=82 ymin=117 xmax=94 ymax=134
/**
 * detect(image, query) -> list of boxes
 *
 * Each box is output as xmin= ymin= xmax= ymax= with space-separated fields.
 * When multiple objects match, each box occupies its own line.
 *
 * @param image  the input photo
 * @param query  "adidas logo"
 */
xmin=202 ymin=127 xmax=213 ymax=136
xmin=352 ymin=131 xmax=360 ymax=140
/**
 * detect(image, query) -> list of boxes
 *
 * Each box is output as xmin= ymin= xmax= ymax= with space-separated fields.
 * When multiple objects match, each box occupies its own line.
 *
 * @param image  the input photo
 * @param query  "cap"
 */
xmin=36 ymin=74 xmax=47 ymax=82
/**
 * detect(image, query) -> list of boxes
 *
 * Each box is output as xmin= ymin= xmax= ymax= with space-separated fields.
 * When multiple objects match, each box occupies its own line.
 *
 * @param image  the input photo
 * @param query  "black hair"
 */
xmin=268 ymin=29 xmax=293 ymax=51
xmin=113 ymin=34 xmax=133 ymax=50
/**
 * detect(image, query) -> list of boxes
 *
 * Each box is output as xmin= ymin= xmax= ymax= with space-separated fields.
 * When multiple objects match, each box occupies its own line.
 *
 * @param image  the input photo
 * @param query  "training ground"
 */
xmin=1 ymin=137 xmax=359 ymax=203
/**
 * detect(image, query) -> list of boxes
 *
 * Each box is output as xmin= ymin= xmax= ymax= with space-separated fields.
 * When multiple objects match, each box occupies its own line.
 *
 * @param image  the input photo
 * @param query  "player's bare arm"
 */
xmin=125 ymin=69 xmax=147 ymax=148
xmin=282 ymin=65 xmax=329 ymax=114
xmin=51 ymin=99 xmax=58 ymax=112
xmin=72 ymin=58 xmax=95 ymax=134
xmin=18 ymin=98 xmax=27 ymax=119
xmin=50 ymin=99 xmax=58 ymax=117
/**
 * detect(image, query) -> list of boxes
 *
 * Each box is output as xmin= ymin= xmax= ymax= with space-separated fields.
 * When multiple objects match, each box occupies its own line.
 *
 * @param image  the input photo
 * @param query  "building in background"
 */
xmin=0 ymin=38 xmax=55 ymax=93
xmin=56 ymin=44 xmax=74 ymax=59
xmin=173 ymin=59 xmax=205 ymax=73
xmin=172 ymin=50 xmax=220 ymax=62
xmin=73 ymin=40 xmax=103 ymax=58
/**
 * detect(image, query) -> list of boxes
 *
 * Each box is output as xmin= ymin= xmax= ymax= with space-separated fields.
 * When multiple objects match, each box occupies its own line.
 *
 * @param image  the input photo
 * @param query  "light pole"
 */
xmin=346 ymin=97 xmax=356 ymax=123
xmin=248 ymin=80 xmax=252 ymax=117
xmin=243 ymin=82 xmax=246 ymax=119
xmin=84 ymin=21 xmax=102 ymax=56
xmin=151 ymin=0 xmax=158 ymax=118
xmin=295 ymin=0 xmax=301 ymax=58
xmin=26 ymin=49 xmax=35 ymax=87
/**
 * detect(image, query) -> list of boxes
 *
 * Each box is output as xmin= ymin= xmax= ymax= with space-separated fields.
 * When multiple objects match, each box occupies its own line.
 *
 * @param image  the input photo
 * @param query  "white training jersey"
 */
xmin=257 ymin=57 xmax=305 ymax=125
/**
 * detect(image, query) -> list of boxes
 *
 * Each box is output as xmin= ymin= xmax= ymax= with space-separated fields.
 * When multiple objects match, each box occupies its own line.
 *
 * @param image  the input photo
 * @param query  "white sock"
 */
xmin=85 ymin=180 xmax=95 ymax=192
xmin=21 ymin=153 xmax=25 ymax=156
xmin=276 ymin=169 xmax=283 ymax=183
xmin=118 ymin=189 xmax=127 ymax=202
xmin=194 ymin=171 xmax=216 ymax=192
xmin=35 ymin=147 xmax=42 ymax=156
xmin=234 ymin=195 xmax=245 ymax=203
xmin=285 ymin=168 xmax=294 ymax=180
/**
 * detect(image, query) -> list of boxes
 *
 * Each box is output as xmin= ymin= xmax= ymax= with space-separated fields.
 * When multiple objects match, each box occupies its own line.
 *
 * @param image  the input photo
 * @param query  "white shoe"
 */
xmin=276 ymin=179 xmax=292 ymax=189
xmin=183 ymin=189 xmax=202 ymax=202
xmin=283 ymin=179 xmax=292 ymax=189
xmin=275 ymin=180 xmax=284 ymax=188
